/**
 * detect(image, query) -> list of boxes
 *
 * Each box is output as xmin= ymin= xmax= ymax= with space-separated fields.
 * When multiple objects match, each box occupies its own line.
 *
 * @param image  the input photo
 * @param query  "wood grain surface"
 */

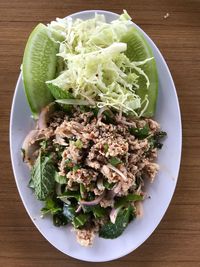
xmin=0 ymin=0 xmax=200 ymax=266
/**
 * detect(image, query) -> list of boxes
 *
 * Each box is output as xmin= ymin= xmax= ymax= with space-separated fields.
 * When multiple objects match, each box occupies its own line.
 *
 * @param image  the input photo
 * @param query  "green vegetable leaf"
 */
xmin=73 ymin=166 xmax=81 ymax=172
xmin=54 ymin=172 xmax=67 ymax=184
xmin=63 ymin=204 xmax=76 ymax=221
xmin=130 ymin=125 xmax=149 ymax=139
xmin=57 ymin=190 xmax=81 ymax=201
xmin=99 ymin=206 xmax=134 ymax=239
xmin=72 ymin=213 xmax=90 ymax=228
xmin=115 ymin=194 xmax=143 ymax=208
xmin=41 ymin=196 xmax=62 ymax=216
xmin=47 ymin=83 xmax=73 ymax=100
xmin=149 ymin=131 xmax=167 ymax=149
xmin=83 ymin=205 xmax=107 ymax=218
xmin=103 ymin=143 xmax=109 ymax=153
xmin=53 ymin=213 xmax=68 ymax=226
xmin=108 ymin=157 xmax=122 ymax=166
xmin=31 ymin=153 xmax=56 ymax=201
xmin=74 ymin=139 xmax=83 ymax=149
xmin=103 ymin=180 xmax=115 ymax=190
xmin=80 ymin=183 xmax=86 ymax=199
xmin=65 ymin=159 xmax=73 ymax=171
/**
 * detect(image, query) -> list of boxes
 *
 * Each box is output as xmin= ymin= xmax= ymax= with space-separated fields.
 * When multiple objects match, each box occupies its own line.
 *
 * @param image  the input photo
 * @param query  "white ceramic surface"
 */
xmin=10 ymin=10 xmax=182 ymax=262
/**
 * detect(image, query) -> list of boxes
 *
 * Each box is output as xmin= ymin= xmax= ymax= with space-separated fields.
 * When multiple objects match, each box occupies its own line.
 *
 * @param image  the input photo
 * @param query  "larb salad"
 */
xmin=21 ymin=11 xmax=166 ymax=246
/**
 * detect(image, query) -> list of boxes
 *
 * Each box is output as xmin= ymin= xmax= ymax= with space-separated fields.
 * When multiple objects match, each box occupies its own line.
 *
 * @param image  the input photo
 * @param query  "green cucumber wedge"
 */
xmin=121 ymin=27 xmax=158 ymax=117
xmin=22 ymin=23 xmax=58 ymax=118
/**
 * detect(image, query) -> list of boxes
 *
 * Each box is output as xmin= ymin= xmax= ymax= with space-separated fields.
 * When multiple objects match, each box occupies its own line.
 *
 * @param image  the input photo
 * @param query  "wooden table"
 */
xmin=0 ymin=0 xmax=200 ymax=266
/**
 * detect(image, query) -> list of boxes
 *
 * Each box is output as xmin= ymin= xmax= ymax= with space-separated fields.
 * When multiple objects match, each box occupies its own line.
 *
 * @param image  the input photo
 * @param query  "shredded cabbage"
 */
xmin=46 ymin=11 xmax=152 ymax=116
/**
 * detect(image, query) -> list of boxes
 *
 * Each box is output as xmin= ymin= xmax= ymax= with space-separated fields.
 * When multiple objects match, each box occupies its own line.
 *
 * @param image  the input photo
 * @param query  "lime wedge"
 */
xmin=121 ymin=27 xmax=158 ymax=117
xmin=22 ymin=23 xmax=58 ymax=118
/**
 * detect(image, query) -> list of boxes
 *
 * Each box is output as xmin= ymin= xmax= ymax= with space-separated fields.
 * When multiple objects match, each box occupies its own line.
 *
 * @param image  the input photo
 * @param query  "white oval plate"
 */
xmin=10 ymin=10 xmax=182 ymax=262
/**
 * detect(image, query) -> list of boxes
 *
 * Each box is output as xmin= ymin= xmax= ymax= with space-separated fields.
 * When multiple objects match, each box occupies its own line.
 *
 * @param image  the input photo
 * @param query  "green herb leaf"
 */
xmin=53 ymin=213 xmax=68 ymax=226
xmin=82 ymin=205 xmax=107 ymax=218
xmin=31 ymin=153 xmax=56 ymax=201
xmin=99 ymin=206 xmax=134 ymax=239
xmin=73 ymin=165 xmax=81 ymax=172
xmin=80 ymin=183 xmax=86 ymax=199
xmin=115 ymin=194 xmax=143 ymax=208
xmin=41 ymin=196 xmax=62 ymax=216
xmin=103 ymin=110 xmax=116 ymax=124
xmin=103 ymin=143 xmax=109 ymax=153
xmin=149 ymin=131 xmax=167 ymax=149
xmin=54 ymin=172 xmax=66 ymax=184
xmin=130 ymin=125 xmax=149 ymax=139
xmin=58 ymin=190 xmax=81 ymax=201
xmin=103 ymin=180 xmax=115 ymax=190
xmin=40 ymin=140 xmax=48 ymax=150
xmin=72 ymin=213 xmax=90 ymax=228
xmin=63 ymin=204 xmax=76 ymax=221
xmin=74 ymin=139 xmax=83 ymax=149
xmin=108 ymin=157 xmax=122 ymax=166
xmin=47 ymin=83 xmax=73 ymax=100
xmin=65 ymin=159 xmax=73 ymax=171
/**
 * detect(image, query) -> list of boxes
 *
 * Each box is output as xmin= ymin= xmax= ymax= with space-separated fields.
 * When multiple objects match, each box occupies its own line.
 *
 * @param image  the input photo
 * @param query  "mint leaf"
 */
xmin=47 ymin=83 xmax=73 ymax=100
xmin=63 ymin=204 xmax=76 ymax=221
xmin=103 ymin=143 xmax=109 ymax=153
xmin=55 ymin=172 xmax=66 ymax=184
xmin=130 ymin=125 xmax=149 ymax=139
xmin=31 ymin=153 xmax=56 ymax=201
xmin=108 ymin=157 xmax=122 ymax=166
xmin=41 ymin=196 xmax=62 ymax=216
xmin=148 ymin=131 xmax=167 ymax=149
xmin=82 ymin=205 xmax=107 ymax=218
xmin=57 ymin=190 xmax=81 ymax=201
xmin=53 ymin=213 xmax=68 ymax=226
xmin=74 ymin=139 xmax=83 ymax=149
xmin=72 ymin=213 xmax=90 ymax=228
xmin=99 ymin=206 xmax=134 ymax=239
xmin=103 ymin=180 xmax=115 ymax=190
xmin=115 ymin=194 xmax=143 ymax=208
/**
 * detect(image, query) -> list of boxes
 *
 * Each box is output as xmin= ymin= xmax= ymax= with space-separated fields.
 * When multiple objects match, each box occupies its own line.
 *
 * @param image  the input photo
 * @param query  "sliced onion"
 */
xmin=113 ymin=183 xmax=121 ymax=194
xmin=55 ymin=134 xmax=68 ymax=146
xmin=75 ymin=205 xmax=82 ymax=213
xmin=106 ymin=183 xmax=121 ymax=200
xmin=136 ymin=184 xmax=142 ymax=194
xmin=97 ymin=177 xmax=105 ymax=191
xmin=107 ymin=164 xmax=128 ymax=181
xmin=110 ymin=207 xmax=121 ymax=224
xmin=79 ymin=192 xmax=105 ymax=206
xmin=38 ymin=102 xmax=55 ymax=130
xmin=22 ymin=130 xmax=45 ymax=165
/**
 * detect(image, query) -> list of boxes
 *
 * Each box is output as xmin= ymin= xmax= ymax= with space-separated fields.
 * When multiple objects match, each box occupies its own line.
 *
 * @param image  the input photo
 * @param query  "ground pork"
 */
xmin=75 ymin=228 xmax=95 ymax=247
xmin=67 ymin=168 xmax=98 ymax=187
xmin=24 ymin=106 xmax=165 ymax=247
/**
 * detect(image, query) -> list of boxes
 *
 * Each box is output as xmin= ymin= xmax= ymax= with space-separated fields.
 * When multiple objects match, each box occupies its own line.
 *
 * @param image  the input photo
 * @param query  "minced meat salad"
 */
xmin=22 ymin=104 xmax=166 ymax=246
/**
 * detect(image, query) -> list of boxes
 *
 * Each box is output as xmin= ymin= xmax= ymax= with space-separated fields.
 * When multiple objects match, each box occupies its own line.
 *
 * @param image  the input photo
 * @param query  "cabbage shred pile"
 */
xmin=46 ymin=11 xmax=152 ymax=116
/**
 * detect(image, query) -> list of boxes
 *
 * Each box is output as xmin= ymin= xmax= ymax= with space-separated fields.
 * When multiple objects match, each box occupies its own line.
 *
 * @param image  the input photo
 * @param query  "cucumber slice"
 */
xmin=121 ymin=27 xmax=158 ymax=117
xmin=22 ymin=23 xmax=58 ymax=118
